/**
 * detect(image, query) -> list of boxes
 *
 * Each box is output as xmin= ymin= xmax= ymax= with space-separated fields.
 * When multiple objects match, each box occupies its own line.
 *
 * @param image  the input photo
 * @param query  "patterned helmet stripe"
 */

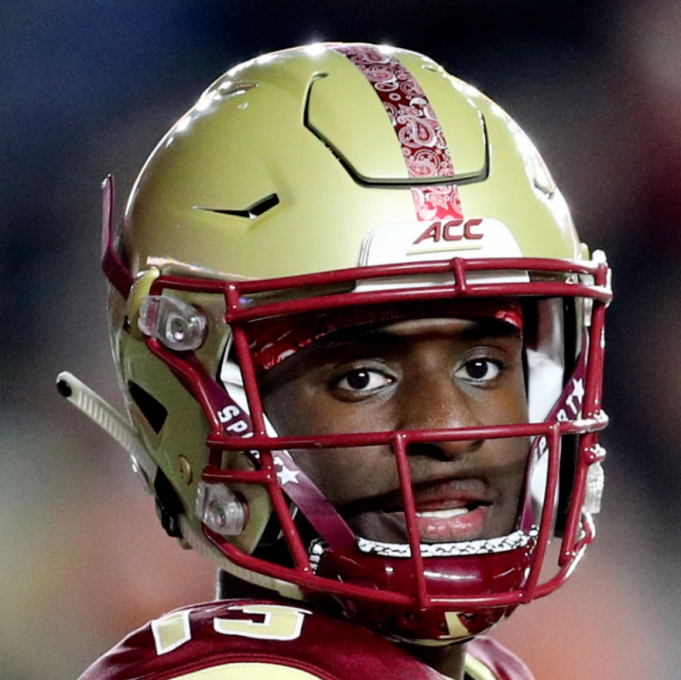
xmin=333 ymin=44 xmax=464 ymax=221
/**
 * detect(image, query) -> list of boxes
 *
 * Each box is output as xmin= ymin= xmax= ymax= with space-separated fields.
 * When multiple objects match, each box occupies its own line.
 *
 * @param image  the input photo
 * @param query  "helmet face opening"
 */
xmin=129 ymin=255 xmax=609 ymax=641
xmin=99 ymin=42 xmax=612 ymax=643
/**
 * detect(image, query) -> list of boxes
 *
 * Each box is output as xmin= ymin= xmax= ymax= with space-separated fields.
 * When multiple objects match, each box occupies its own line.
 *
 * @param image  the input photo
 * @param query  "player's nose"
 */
xmin=397 ymin=369 xmax=484 ymax=462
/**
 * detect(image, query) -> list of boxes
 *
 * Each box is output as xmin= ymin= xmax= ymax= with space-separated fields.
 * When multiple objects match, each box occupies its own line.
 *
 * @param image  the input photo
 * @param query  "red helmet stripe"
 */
xmin=333 ymin=44 xmax=464 ymax=221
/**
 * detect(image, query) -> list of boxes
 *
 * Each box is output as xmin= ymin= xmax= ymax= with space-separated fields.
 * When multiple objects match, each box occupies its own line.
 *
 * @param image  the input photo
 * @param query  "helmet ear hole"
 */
xmin=128 ymin=380 xmax=168 ymax=433
xmin=154 ymin=468 xmax=184 ymax=538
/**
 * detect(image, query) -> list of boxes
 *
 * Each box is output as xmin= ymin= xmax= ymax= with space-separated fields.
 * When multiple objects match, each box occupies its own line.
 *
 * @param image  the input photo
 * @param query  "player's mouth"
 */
xmin=412 ymin=503 xmax=490 ymax=542
xmin=343 ymin=478 xmax=496 ymax=544
xmin=392 ymin=483 xmax=491 ymax=543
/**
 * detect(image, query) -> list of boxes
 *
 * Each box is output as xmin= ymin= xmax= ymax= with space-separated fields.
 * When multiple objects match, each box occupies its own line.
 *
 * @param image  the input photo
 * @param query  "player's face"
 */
xmin=260 ymin=316 xmax=529 ymax=544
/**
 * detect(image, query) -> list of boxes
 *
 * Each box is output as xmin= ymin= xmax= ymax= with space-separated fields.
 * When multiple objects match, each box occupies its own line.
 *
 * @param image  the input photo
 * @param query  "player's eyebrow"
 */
xmin=257 ymin=318 xmax=523 ymax=389
xmin=314 ymin=317 xmax=521 ymax=351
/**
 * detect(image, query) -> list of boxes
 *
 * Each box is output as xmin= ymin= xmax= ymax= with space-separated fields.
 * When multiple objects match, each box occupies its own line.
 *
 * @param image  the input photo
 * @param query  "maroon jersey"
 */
xmin=79 ymin=600 xmax=535 ymax=680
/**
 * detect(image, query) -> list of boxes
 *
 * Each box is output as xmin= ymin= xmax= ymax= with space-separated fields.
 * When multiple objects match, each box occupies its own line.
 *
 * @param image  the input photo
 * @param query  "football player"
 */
xmin=60 ymin=43 xmax=612 ymax=680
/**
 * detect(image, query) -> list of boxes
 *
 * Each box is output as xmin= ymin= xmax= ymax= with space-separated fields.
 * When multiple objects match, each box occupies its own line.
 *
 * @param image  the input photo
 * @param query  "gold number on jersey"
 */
xmin=151 ymin=609 xmax=192 ymax=656
xmin=444 ymin=611 xmax=469 ymax=638
xmin=150 ymin=604 xmax=311 ymax=656
xmin=214 ymin=604 xmax=311 ymax=641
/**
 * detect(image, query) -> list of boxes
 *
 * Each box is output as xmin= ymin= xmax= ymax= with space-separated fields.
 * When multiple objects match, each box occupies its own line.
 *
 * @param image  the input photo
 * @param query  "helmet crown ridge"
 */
xmin=95 ymin=42 xmax=611 ymax=645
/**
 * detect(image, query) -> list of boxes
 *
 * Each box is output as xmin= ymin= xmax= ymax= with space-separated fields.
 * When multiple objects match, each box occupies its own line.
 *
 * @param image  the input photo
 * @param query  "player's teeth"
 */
xmin=416 ymin=508 xmax=469 ymax=519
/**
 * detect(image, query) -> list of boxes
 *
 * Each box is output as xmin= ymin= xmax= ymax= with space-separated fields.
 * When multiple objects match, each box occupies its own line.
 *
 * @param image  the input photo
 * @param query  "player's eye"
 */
xmin=455 ymin=358 xmax=503 ymax=384
xmin=333 ymin=368 xmax=395 ymax=397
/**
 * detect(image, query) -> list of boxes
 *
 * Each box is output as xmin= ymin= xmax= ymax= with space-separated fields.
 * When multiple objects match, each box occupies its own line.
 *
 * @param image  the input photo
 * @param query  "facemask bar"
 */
xmin=137 ymin=255 xmax=610 ymax=611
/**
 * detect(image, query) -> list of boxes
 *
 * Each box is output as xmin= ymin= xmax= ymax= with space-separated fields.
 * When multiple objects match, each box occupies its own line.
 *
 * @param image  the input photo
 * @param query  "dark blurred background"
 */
xmin=2 ymin=1 xmax=679 ymax=678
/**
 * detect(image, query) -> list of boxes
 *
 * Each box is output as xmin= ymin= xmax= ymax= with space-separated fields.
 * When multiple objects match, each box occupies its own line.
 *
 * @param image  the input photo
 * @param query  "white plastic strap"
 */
xmin=56 ymin=371 xmax=157 ymax=493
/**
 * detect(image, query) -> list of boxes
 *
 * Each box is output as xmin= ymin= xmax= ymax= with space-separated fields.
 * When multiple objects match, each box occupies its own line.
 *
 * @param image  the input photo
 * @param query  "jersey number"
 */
xmin=152 ymin=605 xmax=312 ymax=656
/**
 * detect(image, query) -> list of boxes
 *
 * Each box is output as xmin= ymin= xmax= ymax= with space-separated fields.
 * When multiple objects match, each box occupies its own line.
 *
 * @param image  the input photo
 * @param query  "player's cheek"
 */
xmin=263 ymin=383 xmax=324 ymax=436
xmin=490 ymin=374 xmax=529 ymax=425
xmin=290 ymin=449 xmax=358 ymax=504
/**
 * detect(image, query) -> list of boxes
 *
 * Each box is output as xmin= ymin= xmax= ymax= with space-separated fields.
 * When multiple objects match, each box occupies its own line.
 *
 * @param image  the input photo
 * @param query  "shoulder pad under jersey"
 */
xmin=77 ymin=599 xmax=533 ymax=680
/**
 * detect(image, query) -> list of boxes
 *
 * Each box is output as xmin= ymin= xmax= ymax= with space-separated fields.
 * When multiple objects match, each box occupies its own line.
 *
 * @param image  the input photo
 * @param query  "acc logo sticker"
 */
xmin=411 ymin=218 xmax=483 ymax=251
xmin=359 ymin=217 xmax=523 ymax=267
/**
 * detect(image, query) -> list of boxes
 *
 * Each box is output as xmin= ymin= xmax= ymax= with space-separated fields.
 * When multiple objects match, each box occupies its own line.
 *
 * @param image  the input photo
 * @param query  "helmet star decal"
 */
xmin=274 ymin=455 xmax=301 ymax=486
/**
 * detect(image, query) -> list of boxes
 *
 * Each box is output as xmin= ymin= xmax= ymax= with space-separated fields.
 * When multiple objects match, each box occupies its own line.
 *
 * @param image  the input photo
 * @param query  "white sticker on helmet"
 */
xmin=357 ymin=218 xmax=527 ymax=291
xmin=359 ymin=217 xmax=524 ymax=266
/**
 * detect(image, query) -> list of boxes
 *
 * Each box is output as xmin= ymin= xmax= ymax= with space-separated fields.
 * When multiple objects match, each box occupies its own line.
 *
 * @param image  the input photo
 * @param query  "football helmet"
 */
xmin=65 ymin=43 xmax=612 ymax=643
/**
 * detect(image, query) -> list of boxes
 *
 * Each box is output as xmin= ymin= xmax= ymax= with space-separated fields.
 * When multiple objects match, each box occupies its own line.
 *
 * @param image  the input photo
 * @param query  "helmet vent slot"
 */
xmin=128 ymin=381 xmax=168 ymax=434
xmin=197 ymin=193 xmax=279 ymax=220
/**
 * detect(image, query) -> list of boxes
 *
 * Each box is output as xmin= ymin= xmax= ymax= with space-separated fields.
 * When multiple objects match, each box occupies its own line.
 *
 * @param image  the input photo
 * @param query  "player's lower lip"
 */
xmin=390 ymin=505 xmax=489 ymax=542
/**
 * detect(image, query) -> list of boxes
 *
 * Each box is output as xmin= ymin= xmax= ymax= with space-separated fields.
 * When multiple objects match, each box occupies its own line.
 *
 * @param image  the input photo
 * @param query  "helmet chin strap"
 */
xmin=355 ymin=529 xmax=538 ymax=559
